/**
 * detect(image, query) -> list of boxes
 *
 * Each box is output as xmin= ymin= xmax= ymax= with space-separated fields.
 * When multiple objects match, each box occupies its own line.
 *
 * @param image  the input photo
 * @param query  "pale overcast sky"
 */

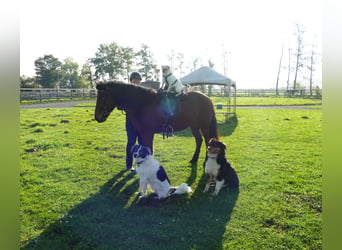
xmin=20 ymin=0 xmax=322 ymax=89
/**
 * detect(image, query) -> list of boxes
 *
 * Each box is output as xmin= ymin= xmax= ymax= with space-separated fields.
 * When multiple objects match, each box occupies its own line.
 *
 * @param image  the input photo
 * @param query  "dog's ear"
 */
xmin=221 ymin=142 xmax=227 ymax=150
xmin=139 ymin=145 xmax=151 ymax=158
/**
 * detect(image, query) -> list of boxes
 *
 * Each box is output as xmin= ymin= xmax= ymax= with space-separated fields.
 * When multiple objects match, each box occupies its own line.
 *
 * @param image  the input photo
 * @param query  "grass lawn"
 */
xmin=72 ymin=96 xmax=322 ymax=108
xmin=20 ymin=106 xmax=322 ymax=249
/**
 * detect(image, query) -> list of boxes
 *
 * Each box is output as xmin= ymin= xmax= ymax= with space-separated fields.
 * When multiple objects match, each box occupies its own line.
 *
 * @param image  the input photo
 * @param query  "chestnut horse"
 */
xmin=94 ymin=81 xmax=218 ymax=163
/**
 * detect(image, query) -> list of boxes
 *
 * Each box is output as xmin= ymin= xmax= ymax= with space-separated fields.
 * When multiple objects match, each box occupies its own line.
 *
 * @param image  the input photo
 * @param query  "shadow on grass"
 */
xmin=23 ymin=169 xmax=239 ymax=249
xmin=217 ymin=114 xmax=239 ymax=137
xmin=175 ymin=114 xmax=239 ymax=138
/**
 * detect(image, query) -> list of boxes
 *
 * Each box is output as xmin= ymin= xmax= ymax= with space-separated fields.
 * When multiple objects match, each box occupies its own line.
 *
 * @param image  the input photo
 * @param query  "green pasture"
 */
xmin=20 ymin=105 xmax=322 ymax=249
xmin=22 ymin=95 xmax=322 ymax=107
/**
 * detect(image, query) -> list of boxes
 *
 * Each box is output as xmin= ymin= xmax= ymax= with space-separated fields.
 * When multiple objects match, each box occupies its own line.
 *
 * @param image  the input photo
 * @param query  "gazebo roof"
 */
xmin=180 ymin=66 xmax=235 ymax=87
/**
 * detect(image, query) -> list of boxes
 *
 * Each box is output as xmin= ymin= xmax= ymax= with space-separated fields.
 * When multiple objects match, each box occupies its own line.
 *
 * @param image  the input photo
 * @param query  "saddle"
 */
xmin=158 ymin=90 xmax=184 ymax=138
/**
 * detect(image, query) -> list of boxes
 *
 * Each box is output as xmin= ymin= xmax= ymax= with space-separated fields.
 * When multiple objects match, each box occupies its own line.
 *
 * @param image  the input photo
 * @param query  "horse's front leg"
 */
xmin=190 ymin=126 xmax=203 ymax=163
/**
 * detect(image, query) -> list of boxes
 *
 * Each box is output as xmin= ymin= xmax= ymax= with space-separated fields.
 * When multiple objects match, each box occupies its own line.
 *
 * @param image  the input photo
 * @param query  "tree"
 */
xmin=275 ymin=44 xmax=284 ymax=96
xmin=167 ymin=49 xmax=176 ymax=69
xmin=286 ymin=47 xmax=291 ymax=91
xmin=191 ymin=58 xmax=199 ymax=72
xmin=208 ymin=59 xmax=215 ymax=68
xmin=176 ymin=53 xmax=185 ymax=77
xmin=34 ymin=54 xmax=62 ymax=88
xmin=121 ymin=46 xmax=134 ymax=81
xmin=59 ymin=57 xmax=82 ymax=88
xmin=135 ymin=44 xmax=158 ymax=81
xmin=167 ymin=50 xmax=190 ymax=76
xmin=89 ymin=42 xmax=124 ymax=80
xmin=307 ymin=40 xmax=321 ymax=96
xmin=207 ymin=59 xmax=215 ymax=96
xmin=20 ymin=75 xmax=38 ymax=88
xmin=292 ymin=23 xmax=305 ymax=92
xmin=80 ymin=63 xmax=94 ymax=88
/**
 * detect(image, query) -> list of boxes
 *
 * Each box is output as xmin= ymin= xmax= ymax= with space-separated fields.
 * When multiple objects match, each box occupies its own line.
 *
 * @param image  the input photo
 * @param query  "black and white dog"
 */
xmin=203 ymin=138 xmax=239 ymax=196
xmin=132 ymin=144 xmax=192 ymax=200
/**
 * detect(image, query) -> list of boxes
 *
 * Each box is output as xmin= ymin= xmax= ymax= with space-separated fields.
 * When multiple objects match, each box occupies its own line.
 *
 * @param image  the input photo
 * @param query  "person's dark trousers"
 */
xmin=125 ymin=117 xmax=144 ymax=170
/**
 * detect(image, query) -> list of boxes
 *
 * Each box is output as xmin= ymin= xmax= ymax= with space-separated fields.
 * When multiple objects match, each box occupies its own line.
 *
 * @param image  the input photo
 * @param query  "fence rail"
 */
xmin=20 ymin=88 xmax=97 ymax=102
xmin=20 ymin=87 xmax=322 ymax=102
xmin=234 ymin=88 xmax=322 ymax=98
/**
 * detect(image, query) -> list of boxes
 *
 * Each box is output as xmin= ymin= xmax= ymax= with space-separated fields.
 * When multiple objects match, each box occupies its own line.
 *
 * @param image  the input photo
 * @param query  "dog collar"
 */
xmin=135 ymin=159 xmax=145 ymax=165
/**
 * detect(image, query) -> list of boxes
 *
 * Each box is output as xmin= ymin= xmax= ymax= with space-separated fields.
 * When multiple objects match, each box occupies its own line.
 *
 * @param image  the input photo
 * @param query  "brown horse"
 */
xmin=94 ymin=81 xmax=219 ymax=163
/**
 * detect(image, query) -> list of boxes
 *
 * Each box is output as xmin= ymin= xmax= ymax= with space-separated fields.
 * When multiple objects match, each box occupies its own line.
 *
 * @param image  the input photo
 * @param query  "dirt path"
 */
xmin=20 ymin=100 xmax=321 ymax=110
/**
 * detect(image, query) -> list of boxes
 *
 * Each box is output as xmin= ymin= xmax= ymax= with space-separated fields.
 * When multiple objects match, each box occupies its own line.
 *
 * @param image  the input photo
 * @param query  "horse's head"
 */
xmin=94 ymin=83 xmax=116 ymax=122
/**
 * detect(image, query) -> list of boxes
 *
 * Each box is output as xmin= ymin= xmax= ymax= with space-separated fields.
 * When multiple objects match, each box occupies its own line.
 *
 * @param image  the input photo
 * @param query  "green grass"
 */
xmin=20 ymin=106 xmax=322 ymax=249
xmin=20 ymin=97 xmax=95 ymax=105
xmin=73 ymin=96 xmax=322 ymax=108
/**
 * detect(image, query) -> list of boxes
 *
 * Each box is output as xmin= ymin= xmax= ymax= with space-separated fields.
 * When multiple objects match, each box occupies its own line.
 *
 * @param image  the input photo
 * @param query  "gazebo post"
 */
xmin=180 ymin=66 xmax=237 ymax=121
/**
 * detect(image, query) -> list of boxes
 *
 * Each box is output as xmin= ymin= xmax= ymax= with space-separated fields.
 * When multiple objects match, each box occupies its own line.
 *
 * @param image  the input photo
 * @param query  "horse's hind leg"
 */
xmin=190 ymin=126 xmax=203 ymax=163
xmin=201 ymin=127 xmax=211 ymax=147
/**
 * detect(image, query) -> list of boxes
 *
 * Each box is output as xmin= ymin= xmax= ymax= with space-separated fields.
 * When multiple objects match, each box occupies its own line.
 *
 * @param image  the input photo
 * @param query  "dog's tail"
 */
xmin=169 ymin=183 xmax=192 ymax=195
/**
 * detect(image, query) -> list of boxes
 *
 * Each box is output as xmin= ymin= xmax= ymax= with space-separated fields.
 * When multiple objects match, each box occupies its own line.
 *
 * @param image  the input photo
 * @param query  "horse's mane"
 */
xmin=99 ymin=80 xmax=159 ymax=107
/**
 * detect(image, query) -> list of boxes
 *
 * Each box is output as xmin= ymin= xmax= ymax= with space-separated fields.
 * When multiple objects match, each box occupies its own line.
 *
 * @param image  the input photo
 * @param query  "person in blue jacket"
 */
xmin=125 ymin=72 xmax=144 ymax=171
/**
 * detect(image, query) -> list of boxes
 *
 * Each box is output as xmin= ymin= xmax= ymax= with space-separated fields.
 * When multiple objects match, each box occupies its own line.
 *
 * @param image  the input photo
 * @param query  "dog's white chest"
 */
xmin=205 ymin=157 xmax=220 ymax=177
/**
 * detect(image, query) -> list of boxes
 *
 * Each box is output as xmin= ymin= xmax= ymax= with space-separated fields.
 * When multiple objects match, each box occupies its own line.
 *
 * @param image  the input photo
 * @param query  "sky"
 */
xmin=20 ymin=0 xmax=322 ymax=89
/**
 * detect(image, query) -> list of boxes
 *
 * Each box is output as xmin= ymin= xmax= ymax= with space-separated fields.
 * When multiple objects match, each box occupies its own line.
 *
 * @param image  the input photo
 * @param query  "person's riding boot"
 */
xmin=166 ymin=117 xmax=174 ymax=137
xmin=166 ymin=124 xmax=174 ymax=137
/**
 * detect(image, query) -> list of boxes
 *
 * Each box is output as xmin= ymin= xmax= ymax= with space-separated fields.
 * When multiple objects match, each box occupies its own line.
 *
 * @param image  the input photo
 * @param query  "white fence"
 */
xmin=20 ymin=87 xmax=322 ymax=102
xmin=20 ymin=88 xmax=97 ymax=102
xmin=235 ymin=88 xmax=322 ymax=98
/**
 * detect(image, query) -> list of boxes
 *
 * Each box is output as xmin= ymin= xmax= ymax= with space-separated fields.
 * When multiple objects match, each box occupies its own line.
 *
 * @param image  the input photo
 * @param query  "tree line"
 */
xmin=275 ymin=23 xmax=321 ymax=96
xmin=20 ymin=43 xmax=160 ymax=88
xmin=21 ymin=23 xmax=321 ymax=94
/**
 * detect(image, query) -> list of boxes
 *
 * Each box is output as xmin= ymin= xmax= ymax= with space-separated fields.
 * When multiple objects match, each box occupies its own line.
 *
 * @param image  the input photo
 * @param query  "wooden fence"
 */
xmin=20 ymin=81 xmax=161 ymax=102
xmin=235 ymin=88 xmax=322 ymax=98
xmin=20 ymin=87 xmax=322 ymax=102
xmin=20 ymin=88 xmax=97 ymax=102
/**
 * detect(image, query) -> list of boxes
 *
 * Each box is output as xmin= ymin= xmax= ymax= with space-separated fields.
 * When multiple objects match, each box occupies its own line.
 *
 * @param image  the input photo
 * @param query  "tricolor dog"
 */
xmin=162 ymin=65 xmax=185 ymax=96
xmin=132 ymin=144 xmax=192 ymax=200
xmin=203 ymin=138 xmax=239 ymax=196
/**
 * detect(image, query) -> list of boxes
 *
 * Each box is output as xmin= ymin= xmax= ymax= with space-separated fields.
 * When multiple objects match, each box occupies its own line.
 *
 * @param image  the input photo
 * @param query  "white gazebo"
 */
xmin=180 ymin=66 xmax=236 ymax=120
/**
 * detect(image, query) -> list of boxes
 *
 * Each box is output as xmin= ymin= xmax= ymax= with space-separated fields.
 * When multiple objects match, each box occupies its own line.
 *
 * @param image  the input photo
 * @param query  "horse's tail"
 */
xmin=210 ymin=115 xmax=219 ymax=139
